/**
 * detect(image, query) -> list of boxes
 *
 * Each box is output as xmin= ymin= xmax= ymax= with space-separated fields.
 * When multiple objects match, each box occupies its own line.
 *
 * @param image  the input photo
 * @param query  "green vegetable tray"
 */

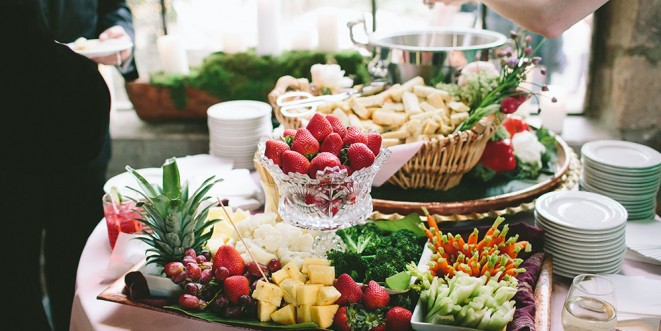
xmin=370 ymin=135 xmax=580 ymax=222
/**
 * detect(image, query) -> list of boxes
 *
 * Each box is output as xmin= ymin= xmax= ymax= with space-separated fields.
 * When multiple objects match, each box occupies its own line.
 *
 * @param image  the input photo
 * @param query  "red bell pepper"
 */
xmin=502 ymin=116 xmax=530 ymax=137
xmin=479 ymin=139 xmax=517 ymax=173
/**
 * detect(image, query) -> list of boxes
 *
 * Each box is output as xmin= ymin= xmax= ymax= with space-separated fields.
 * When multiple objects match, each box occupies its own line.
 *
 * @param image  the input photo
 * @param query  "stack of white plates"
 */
xmin=580 ymin=140 xmax=661 ymax=221
xmin=534 ymin=191 xmax=628 ymax=278
xmin=207 ymin=101 xmax=273 ymax=169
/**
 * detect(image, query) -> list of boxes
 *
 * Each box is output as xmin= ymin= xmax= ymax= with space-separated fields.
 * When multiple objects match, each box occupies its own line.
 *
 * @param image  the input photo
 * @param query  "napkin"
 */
xmin=372 ymin=141 xmax=424 ymax=187
xmin=102 ymin=232 xmax=149 ymax=283
xmin=602 ymin=274 xmax=661 ymax=320
xmin=200 ymin=168 xmax=263 ymax=211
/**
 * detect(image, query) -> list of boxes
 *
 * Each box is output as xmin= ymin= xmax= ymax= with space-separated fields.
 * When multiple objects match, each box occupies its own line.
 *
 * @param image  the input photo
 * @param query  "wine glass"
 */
xmin=562 ymin=274 xmax=617 ymax=331
xmin=257 ymin=137 xmax=391 ymax=256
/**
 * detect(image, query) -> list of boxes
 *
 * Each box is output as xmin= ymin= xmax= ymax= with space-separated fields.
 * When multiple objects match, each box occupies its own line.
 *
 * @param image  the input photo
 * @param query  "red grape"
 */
xmin=164 ymin=262 xmax=185 ymax=277
xmin=186 ymin=263 xmax=201 ymax=281
xmin=247 ymin=261 xmax=269 ymax=277
xmin=214 ymin=266 xmax=230 ymax=282
xmin=184 ymin=283 xmax=200 ymax=295
xmin=199 ymin=269 xmax=212 ymax=284
xmin=171 ymin=271 xmax=187 ymax=284
xmin=182 ymin=256 xmax=196 ymax=266
xmin=267 ymin=259 xmax=282 ymax=273
xmin=195 ymin=255 xmax=207 ymax=264
xmin=224 ymin=305 xmax=242 ymax=318
xmin=178 ymin=294 xmax=200 ymax=309
xmin=184 ymin=248 xmax=197 ymax=258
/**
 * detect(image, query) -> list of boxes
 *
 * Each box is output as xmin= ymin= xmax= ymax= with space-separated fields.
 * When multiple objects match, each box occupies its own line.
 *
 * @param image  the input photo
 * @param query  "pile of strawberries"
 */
xmin=264 ymin=113 xmax=382 ymax=178
xmin=333 ymin=273 xmax=413 ymax=331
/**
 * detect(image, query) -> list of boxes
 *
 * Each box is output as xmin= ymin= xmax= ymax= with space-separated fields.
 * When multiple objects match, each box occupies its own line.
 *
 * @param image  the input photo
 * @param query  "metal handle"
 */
xmin=347 ymin=17 xmax=370 ymax=49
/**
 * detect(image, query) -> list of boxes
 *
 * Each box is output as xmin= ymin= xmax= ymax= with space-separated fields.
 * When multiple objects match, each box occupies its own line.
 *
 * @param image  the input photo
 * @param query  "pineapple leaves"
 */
xmin=126 ymin=165 xmax=159 ymax=198
xmin=162 ymin=158 xmax=182 ymax=200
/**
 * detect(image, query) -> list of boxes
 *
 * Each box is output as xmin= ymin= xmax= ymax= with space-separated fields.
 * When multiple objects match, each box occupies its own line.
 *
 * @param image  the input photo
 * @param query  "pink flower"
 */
xmin=501 ymin=93 xmax=529 ymax=114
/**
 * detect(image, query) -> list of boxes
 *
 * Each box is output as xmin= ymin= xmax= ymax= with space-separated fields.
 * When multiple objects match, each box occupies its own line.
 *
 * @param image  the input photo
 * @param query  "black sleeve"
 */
xmin=97 ymin=0 xmax=139 ymax=81
xmin=1 ymin=2 xmax=111 ymax=171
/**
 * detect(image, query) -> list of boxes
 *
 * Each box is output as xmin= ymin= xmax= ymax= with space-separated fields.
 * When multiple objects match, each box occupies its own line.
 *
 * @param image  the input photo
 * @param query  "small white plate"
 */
xmin=66 ymin=38 xmax=133 ymax=58
xmin=583 ymin=158 xmax=661 ymax=177
xmin=534 ymin=212 xmax=626 ymax=236
xmin=207 ymin=101 xmax=272 ymax=121
xmin=104 ymin=168 xmax=162 ymax=199
xmin=582 ymin=164 xmax=661 ymax=184
xmin=582 ymin=140 xmax=661 ymax=170
xmin=535 ymin=191 xmax=627 ymax=231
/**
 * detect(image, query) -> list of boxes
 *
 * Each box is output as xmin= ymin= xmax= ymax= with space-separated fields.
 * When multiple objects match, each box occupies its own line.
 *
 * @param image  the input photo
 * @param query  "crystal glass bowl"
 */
xmin=257 ymin=137 xmax=391 ymax=231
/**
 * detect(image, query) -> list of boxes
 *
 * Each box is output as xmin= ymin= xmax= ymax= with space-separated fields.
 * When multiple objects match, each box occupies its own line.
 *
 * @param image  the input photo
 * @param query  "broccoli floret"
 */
xmin=326 ymin=249 xmax=367 ymax=281
xmin=337 ymin=222 xmax=384 ymax=255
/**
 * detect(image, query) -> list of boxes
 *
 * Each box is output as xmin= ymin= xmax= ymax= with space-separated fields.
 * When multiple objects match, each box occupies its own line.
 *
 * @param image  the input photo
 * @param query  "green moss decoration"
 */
xmin=150 ymin=49 xmax=370 ymax=110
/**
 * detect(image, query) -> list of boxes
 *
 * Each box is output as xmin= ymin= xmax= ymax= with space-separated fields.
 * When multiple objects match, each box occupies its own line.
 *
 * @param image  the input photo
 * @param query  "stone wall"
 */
xmin=586 ymin=0 xmax=661 ymax=150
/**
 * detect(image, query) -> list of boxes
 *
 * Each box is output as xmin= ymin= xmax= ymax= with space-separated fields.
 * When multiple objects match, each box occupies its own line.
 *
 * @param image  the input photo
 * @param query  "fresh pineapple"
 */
xmin=271 ymin=304 xmax=296 ymax=325
xmin=296 ymin=304 xmax=313 ymax=323
xmin=311 ymin=305 xmax=340 ymax=328
xmin=316 ymin=286 xmax=341 ymax=305
xmin=307 ymin=265 xmax=335 ymax=285
xmin=257 ymin=301 xmax=278 ymax=322
xmin=280 ymin=278 xmax=304 ymax=304
xmin=127 ymin=158 xmax=222 ymax=267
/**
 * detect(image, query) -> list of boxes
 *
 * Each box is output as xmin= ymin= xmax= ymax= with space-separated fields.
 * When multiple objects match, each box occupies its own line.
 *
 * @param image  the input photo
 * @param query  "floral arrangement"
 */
xmin=437 ymin=30 xmax=556 ymax=133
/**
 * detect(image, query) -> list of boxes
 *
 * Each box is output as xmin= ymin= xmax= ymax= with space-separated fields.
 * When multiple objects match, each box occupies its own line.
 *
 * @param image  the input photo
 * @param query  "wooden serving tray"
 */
xmin=369 ymin=136 xmax=580 ymax=222
xmin=98 ymin=257 xmax=553 ymax=330
xmin=125 ymin=82 xmax=220 ymax=122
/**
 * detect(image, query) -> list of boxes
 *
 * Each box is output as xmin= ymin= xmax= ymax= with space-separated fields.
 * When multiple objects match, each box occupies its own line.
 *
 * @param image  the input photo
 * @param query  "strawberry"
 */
xmin=309 ymin=152 xmax=341 ymax=178
xmin=283 ymin=129 xmax=297 ymax=138
xmin=264 ymin=139 xmax=290 ymax=166
xmin=371 ymin=323 xmax=387 ymax=331
xmin=340 ymin=164 xmax=354 ymax=176
xmin=281 ymin=150 xmax=311 ymax=175
xmin=291 ymin=128 xmax=320 ymax=156
xmin=385 ymin=306 xmax=413 ymax=331
xmin=343 ymin=127 xmax=368 ymax=146
xmin=326 ymin=114 xmax=347 ymax=138
xmin=348 ymin=143 xmax=376 ymax=171
xmin=212 ymin=245 xmax=246 ymax=276
xmin=306 ymin=113 xmax=334 ymax=143
xmin=223 ymin=275 xmax=250 ymax=304
xmin=320 ymin=133 xmax=344 ymax=156
xmin=366 ymin=133 xmax=382 ymax=156
xmin=334 ymin=273 xmax=363 ymax=305
xmin=363 ymin=280 xmax=390 ymax=311
xmin=333 ymin=306 xmax=352 ymax=331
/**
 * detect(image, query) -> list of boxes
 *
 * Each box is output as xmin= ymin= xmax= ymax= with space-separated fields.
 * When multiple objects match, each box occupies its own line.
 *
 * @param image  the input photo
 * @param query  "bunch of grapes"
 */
xmin=164 ymin=248 xmax=218 ymax=310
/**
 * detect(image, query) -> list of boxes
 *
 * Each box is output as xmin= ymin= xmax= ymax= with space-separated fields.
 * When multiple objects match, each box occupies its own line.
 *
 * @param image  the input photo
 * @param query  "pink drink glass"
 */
xmin=102 ymin=193 xmax=142 ymax=250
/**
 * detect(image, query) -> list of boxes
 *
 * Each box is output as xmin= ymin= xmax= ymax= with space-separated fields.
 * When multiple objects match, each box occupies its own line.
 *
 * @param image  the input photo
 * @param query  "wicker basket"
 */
xmin=268 ymin=76 xmax=503 ymax=191
xmin=254 ymin=153 xmax=282 ymax=221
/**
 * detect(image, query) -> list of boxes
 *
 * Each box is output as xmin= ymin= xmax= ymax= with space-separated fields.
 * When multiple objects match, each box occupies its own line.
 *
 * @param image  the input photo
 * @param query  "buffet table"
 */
xmin=72 ymin=212 xmax=661 ymax=331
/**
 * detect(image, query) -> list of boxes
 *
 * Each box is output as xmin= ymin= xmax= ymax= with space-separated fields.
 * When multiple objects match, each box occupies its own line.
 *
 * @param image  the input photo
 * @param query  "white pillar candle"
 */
xmin=156 ymin=35 xmax=189 ymax=75
xmin=317 ymin=8 xmax=339 ymax=52
xmin=223 ymin=31 xmax=247 ymax=54
xmin=290 ymin=24 xmax=316 ymax=51
xmin=539 ymin=86 xmax=568 ymax=134
xmin=256 ymin=0 xmax=282 ymax=56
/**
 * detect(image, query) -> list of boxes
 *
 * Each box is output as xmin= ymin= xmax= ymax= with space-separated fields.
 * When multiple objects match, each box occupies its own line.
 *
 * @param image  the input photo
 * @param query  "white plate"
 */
xmin=582 ymin=140 xmax=661 ymax=169
xmin=582 ymin=158 xmax=661 ymax=177
xmin=544 ymin=241 xmax=625 ymax=259
xmin=534 ymin=212 xmax=626 ymax=236
xmin=66 ymin=39 xmax=133 ymax=58
xmin=578 ymin=182 xmax=655 ymax=202
xmin=535 ymin=191 xmax=627 ymax=231
xmin=104 ymin=168 xmax=162 ymax=199
xmin=581 ymin=171 xmax=660 ymax=193
xmin=553 ymin=263 xmax=623 ymax=279
xmin=582 ymin=165 xmax=661 ymax=184
xmin=207 ymin=101 xmax=272 ymax=121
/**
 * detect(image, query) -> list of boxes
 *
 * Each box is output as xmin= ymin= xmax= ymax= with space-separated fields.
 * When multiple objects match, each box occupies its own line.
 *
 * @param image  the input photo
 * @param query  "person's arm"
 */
xmin=96 ymin=0 xmax=139 ymax=81
xmin=428 ymin=0 xmax=608 ymax=38
xmin=479 ymin=0 xmax=608 ymax=38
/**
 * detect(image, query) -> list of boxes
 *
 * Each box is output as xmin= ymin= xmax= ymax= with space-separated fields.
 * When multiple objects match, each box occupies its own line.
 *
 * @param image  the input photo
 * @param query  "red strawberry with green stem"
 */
xmin=343 ymin=127 xmax=368 ymax=146
xmin=363 ymin=280 xmax=390 ymax=311
xmin=291 ymin=128 xmax=320 ymax=156
xmin=212 ymin=245 xmax=245 ymax=276
xmin=264 ymin=139 xmax=290 ymax=166
xmin=348 ymin=143 xmax=376 ymax=171
xmin=283 ymin=129 xmax=296 ymax=138
xmin=320 ymin=132 xmax=344 ymax=156
xmin=309 ymin=152 xmax=341 ymax=178
xmin=306 ymin=113 xmax=334 ymax=143
xmin=333 ymin=306 xmax=352 ymax=331
xmin=366 ymin=133 xmax=382 ymax=156
xmin=281 ymin=150 xmax=311 ymax=175
xmin=223 ymin=275 xmax=250 ymax=304
xmin=326 ymin=114 xmax=347 ymax=138
xmin=334 ymin=273 xmax=363 ymax=305
xmin=385 ymin=306 xmax=413 ymax=331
